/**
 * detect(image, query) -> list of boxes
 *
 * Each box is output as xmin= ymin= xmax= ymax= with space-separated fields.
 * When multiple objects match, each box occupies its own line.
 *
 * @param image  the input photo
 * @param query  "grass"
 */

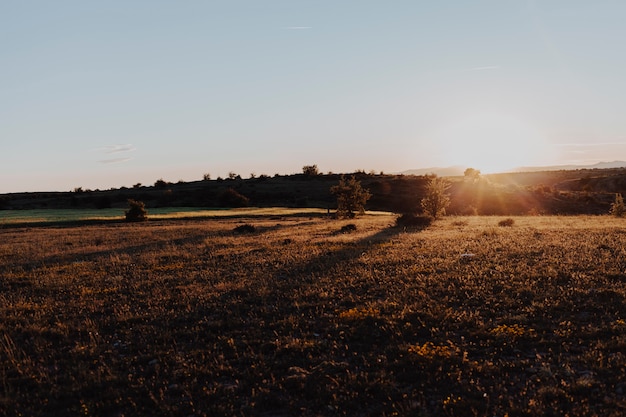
xmin=1 ymin=207 xmax=389 ymax=226
xmin=1 ymin=214 xmax=626 ymax=416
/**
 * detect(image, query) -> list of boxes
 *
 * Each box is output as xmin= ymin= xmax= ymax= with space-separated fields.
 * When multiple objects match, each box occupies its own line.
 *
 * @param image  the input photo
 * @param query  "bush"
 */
xmin=610 ymin=194 xmax=626 ymax=217
xmin=498 ymin=218 xmax=515 ymax=227
xmin=421 ymin=176 xmax=451 ymax=219
xmin=339 ymin=224 xmax=357 ymax=233
xmin=234 ymin=224 xmax=256 ymax=233
xmin=219 ymin=188 xmax=249 ymax=208
xmin=302 ymin=165 xmax=320 ymax=176
xmin=125 ymin=199 xmax=148 ymax=222
xmin=330 ymin=175 xmax=372 ymax=218
xmin=396 ymin=213 xmax=433 ymax=228
xmin=154 ymin=179 xmax=168 ymax=189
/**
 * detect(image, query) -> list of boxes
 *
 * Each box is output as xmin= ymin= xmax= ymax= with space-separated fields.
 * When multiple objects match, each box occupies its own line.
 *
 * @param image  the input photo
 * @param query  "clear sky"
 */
xmin=3 ymin=1 xmax=626 ymax=193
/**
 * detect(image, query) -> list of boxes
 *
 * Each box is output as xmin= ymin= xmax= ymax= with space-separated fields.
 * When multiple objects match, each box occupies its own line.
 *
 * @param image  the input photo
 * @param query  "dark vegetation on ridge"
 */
xmin=2 ymin=167 xmax=626 ymax=215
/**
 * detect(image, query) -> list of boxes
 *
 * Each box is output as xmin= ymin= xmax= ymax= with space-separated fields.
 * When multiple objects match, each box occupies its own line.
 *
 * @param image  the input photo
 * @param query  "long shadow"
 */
xmin=284 ymin=222 xmax=429 ymax=278
xmin=1 ymin=218 xmax=317 ymax=274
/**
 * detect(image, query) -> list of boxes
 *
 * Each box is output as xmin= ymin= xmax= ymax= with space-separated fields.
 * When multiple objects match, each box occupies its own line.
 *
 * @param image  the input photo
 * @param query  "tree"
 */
xmin=125 ymin=199 xmax=148 ymax=222
xmin=421 ymin=176 xmax=451 ymax=219
xmin=464 ymin=168 xmax=481 ymax=182
xmin=203 ymin=173 xmax=211 ymax=181
xmin=154 ymin=179 xmax=168 ymax=188
xmin=610 ymin=193 xmax=626 ymax=217
xmin=330 ymin=175 xmax=372 ymax=218
xmin=302 ymin=165 xmax=319 ymax=176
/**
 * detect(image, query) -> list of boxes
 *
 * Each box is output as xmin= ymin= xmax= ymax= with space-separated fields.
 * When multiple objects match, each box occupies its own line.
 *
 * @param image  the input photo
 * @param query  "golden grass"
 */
xmin=1 ymin=214 xmax=626 ymax=416
xmin=0 ymin=207 xmax=392 ymax=225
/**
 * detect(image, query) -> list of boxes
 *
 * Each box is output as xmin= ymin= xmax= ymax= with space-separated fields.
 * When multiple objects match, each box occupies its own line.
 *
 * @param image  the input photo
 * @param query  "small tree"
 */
xmin=330 ymin=175 xmax=372 ymax=218
xmin=302 ymin=165 xmax=319 ymax=176
xmin=203 ymin=173 xmax=211 ymax=181
xmin=464 ymin=168 xmax=481 ymax=182
xmin=154 ymin=179 xmax=168 ymax=188
xmin=421 ymin=176 xmax=451 ymax=219
xmin=610 ymin=193 xmax=626 ymax=217
xmin=125 ymin=199 xmax=148 ymax=222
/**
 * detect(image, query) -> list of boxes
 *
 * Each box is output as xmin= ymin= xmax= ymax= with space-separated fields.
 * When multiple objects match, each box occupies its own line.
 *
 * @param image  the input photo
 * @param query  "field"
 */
xmin=2 ymin=213 xmax=626 ymax=416
xmin=0 ymin=207 xmax=335 ymax=226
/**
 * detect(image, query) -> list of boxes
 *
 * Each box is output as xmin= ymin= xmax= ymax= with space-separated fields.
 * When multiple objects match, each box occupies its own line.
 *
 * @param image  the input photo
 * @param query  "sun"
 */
xmin=429 ymin=112 xmax=552 ymax=173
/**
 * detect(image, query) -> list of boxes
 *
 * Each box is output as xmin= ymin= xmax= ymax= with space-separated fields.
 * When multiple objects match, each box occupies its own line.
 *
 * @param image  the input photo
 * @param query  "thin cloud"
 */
xmin=95 ymin=144 xmax=136 ymax=154
xmin=99 ymin=157 xmax=133 ymax=164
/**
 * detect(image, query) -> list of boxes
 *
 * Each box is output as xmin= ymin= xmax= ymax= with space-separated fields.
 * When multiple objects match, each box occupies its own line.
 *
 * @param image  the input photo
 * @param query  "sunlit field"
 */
xmin=2 ymin=214 xmax=626 ymax=416
xmin=0 ymin=207 xmax=344 ymax=225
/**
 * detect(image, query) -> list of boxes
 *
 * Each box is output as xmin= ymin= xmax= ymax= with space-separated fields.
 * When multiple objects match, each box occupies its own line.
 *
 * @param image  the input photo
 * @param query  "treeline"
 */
xmin=2 ymin=168 xmax=625 ymax=215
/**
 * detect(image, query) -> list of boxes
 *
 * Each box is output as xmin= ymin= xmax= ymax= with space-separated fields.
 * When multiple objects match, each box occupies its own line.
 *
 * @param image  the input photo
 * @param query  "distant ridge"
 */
xmin=400 ymin=166 xmax=466 ymax=177
xmin=513 ymin=160 xmax=626 ymax=173
xmin=401 ymin=161 xmax=626 ymax=177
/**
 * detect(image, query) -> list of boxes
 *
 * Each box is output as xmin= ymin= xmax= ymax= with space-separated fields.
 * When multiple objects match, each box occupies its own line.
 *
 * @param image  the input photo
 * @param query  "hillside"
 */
xmin=2 ymin=167 xmax=626 ymax=215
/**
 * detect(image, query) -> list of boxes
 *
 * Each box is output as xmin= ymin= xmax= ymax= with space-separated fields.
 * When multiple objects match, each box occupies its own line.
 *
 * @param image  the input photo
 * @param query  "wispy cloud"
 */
xmin=96 ymin=144 xmax=136 ymax=154
xmin=92 ymin=143 xmax=136 ymax=165
xmin=285 ymin=26 xmax=312 ymax=30
xmin=99 ymin=157 xmax=133 ymax=164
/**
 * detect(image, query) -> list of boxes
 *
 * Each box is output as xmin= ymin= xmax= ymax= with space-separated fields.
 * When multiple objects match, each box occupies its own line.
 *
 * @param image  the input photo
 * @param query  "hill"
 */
xmin=2 ymin=167 xmax=626 ymax=216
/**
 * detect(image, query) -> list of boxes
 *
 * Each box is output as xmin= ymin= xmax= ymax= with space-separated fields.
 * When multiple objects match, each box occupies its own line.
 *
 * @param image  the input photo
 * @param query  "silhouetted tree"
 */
xmin=421 ymin=176 xmax=451 ymax=219
xmin=203 ymin=173 xmax=211 ymax=181
xmin=330 ymin=175 xmax=371 ymax=218
xmin=302 ymin=165 xmax=320 ymax=176
xmin=154 ymin=179 xmax=168 ymax=188
xmin=125 ymin=199 xmax=148 ymax=222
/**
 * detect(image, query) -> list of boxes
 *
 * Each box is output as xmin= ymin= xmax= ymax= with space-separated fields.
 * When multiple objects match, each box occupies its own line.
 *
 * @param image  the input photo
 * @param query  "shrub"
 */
xmin=610 ymin=194 xmax=626 ymax=217
xmin=125 ymin=199 xmax=148 ymax=222
xmin=154 ymin=179 xmax=168 ymax=188
xmin=396 ymin=213 xmax=433 ymax=228
xmin=498 ymin=218 xmax=515 ymax=227
xmin=234 ymin=224 xmax=256 ymax=233
xmin=302 ymin=165 xmax=320 ymax=176
xmin=219 ymin=188 xmax=249 ymax=208
xmin=330 ymin=175 xmax=372 ymax=218
xmin=421 ymin=176 xmax=451 ymax=219
xmin=339 ymin=224 xmax=357 ymax=233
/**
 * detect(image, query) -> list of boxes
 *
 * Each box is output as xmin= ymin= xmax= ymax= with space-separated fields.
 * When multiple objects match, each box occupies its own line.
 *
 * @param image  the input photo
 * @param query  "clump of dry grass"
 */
xmin=1 ymin=214 xmax=626 ymax=416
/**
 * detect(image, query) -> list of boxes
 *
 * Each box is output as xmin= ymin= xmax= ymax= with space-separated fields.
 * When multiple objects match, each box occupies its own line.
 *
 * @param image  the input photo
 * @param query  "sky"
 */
xmin=2 ymin=1 xmax=626 ymax=193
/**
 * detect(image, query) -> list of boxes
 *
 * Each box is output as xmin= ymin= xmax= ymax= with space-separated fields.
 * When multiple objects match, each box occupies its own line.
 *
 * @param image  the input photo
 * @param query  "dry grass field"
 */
xmin=2 ymin=214 xmax=626 ymax=416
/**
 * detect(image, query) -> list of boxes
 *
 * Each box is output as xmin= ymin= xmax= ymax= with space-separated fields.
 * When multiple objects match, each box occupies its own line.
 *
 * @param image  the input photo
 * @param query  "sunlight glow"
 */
xmin=430 ymin=112 xmax=554 ymax=173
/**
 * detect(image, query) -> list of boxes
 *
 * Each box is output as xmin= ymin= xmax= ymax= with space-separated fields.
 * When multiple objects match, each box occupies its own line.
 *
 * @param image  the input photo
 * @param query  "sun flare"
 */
xmin=430 ymin=112 xmax=553 ymax=173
